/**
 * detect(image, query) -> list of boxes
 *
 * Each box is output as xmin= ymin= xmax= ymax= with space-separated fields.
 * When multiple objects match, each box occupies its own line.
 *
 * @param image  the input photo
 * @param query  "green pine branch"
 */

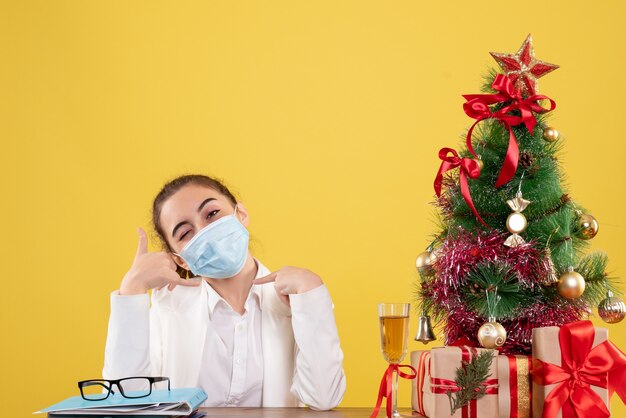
xmin=447 ymin=350 xmax=495 ymax=415
xmin=576 ymin=252 xmax=622 ymax=304
xmin=463 ymin=263 xmax=530 ymax=318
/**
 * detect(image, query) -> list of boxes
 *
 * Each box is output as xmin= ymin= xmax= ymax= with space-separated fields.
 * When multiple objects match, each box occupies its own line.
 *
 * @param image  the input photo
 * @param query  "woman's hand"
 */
xmin=252 ymin=266 xmax=323 ymax=306
xmin=119 ymin=228 xmax=200 ymax=295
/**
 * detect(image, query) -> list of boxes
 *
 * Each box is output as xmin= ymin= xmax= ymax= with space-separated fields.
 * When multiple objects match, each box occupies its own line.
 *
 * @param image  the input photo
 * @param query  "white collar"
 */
xmin=204 ymin=259 xmax=264 ymax=317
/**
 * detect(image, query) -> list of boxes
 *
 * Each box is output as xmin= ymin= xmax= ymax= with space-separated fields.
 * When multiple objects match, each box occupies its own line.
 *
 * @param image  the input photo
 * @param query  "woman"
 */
xmin=103 ymin=175 xmax=346 ymax=410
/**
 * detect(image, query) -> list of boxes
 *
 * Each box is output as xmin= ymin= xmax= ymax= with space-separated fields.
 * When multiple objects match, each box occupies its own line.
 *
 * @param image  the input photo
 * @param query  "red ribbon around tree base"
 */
xmin=434 ymin=147 xmax=486 ymax=226
xmin=533 ymin=320 xmax=626 ymax=418
xmin=463 ymin=74 xmax=556 ymax=188
xmin=370 ymin=363 xmax=417 ymax=418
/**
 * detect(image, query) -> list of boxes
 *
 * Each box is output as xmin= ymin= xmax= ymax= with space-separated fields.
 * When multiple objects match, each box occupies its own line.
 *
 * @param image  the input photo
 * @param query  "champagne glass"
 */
xmin=378 ymin=303 xmax=410 ymax=418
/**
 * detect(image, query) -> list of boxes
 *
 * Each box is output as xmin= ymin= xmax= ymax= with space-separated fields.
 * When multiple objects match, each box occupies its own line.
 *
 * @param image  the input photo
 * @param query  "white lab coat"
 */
xmin=102 ymin=261 xmax=346 ymax=410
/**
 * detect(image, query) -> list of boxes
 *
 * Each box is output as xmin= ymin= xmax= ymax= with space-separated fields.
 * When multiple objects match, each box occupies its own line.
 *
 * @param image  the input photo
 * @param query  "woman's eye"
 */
xmin=179 ymin=231 xmax=190 ymax=241
xmin=206 ymin=209 xmax=219 ymax=219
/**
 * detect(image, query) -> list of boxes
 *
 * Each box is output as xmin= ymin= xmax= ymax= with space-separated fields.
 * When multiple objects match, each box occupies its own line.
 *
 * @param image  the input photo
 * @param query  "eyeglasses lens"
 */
xmin=118 ymin=378 xmax=152 ymax=398
xmin=81 ymin=381 xmax=110 ymax=400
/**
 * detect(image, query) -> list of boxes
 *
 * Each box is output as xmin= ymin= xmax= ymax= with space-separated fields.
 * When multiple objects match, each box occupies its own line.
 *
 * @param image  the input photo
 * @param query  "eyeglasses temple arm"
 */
xmin=152 ymin=376 xmax=171 ymax=391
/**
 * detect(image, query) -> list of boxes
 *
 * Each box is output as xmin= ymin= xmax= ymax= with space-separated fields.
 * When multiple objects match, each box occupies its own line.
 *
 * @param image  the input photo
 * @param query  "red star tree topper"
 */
xmin=490 ymin=34 xmax=559 ymax=97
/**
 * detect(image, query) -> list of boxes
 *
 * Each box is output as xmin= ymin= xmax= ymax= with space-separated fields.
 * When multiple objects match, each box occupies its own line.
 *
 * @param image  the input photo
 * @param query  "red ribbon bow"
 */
xmin=434 ymin=147 xmax=486 ymax=226
xmin=463 ymin=74 xmax=556 ymax=188
xmin=370 ymin=363 xmax=417 ymax=418
xmin=533 ymin=320 xmax=626 ymax=418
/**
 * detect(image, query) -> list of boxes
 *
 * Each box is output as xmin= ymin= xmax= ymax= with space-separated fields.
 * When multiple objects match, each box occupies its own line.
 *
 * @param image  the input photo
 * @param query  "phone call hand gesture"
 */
xmin=119 ymin=228 xmax=200 ymax=295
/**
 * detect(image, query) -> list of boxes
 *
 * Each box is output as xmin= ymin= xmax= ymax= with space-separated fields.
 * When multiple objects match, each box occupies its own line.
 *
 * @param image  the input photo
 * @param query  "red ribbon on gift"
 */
xmin=370 ymin=363 xmax=417 ymax=418
xmin=434 ymin=147 xmax=486 ymax=226
xmin=463 ymin=74 xmax=556 ymax=188
xmin=430 ymin=346 xmax=498 ymax=418
xmin=414 ymin=352 xmax=431 ymax=417
xmin=533 ymin=320 xmax=626 ymax=418
xmin=503 ymin=354 xmax=533 ymax=418
xmin=431 ymin=378 xmax=499 ymax=418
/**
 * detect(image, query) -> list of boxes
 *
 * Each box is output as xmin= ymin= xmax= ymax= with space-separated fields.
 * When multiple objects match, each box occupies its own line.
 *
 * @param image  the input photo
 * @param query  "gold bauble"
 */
xmin=477 ymin=321 xmax=507 ymax=349
xmin=542 ymin=127 xmax=560 ymax=142
xmin=506 ymin=212 xmax=528 ymax=234
xmin=598 ymin=291 xmax=626 ymax=324
xmin=557 ymin=270 xmax=586 ymax=299
xmin=415 ymin=251 xmax=432 ymax=270
xmin=474 ymin=157 xmax=484 ymax=171
xmin=577 ymin=214 xmax=599 ymax=240
xmin=429 ymin=247 xmax=440 ymax=264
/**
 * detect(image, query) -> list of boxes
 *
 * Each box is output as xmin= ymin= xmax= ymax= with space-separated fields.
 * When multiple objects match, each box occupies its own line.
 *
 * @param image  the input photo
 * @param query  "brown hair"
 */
xmin=152 ymin=174 xmax=237 ymax=252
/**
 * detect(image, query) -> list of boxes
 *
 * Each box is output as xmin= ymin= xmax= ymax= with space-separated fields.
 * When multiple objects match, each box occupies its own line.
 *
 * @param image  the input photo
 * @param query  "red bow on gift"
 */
xmin=434 ymin=147 xmax=486 ymax=226
xmin=533 ymin=320 xmax=626 ymax=418
xmin=463 ymin=74 xmax=556 ymax=188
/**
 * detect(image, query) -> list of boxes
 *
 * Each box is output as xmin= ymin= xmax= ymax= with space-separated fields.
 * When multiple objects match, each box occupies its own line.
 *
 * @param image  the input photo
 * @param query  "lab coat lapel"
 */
xmin=256 ymin=263 xmax=299 ymax=407
xmin=152 ymin=280 xmax=209 ymax=388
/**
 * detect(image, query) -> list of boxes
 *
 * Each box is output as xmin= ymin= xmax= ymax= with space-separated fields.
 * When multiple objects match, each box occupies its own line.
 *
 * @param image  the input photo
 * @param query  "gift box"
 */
xmin=532 ymin=321 xmax=616 ymax=418
xmin=411 ymin=350 xmax=432 ymax=417
xmin=429 ymin=346 xmax=499 ymax=418
xmin=497 ymin=354 xmax=532 ymax=418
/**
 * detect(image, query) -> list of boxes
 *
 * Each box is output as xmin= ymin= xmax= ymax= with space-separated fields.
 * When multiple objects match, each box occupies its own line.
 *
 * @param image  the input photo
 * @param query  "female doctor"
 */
xmin=103 ymin=174 xmax=346 ymax=410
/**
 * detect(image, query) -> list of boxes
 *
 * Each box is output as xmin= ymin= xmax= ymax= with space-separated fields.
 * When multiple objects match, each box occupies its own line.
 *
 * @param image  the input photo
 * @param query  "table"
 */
xmin=198 ymin=408 xmax=413 ymax=417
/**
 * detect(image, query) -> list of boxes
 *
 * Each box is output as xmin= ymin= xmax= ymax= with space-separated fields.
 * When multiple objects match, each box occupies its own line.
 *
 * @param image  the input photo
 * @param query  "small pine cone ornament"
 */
xmin=519 ymin=151 xmax=534 ymax=169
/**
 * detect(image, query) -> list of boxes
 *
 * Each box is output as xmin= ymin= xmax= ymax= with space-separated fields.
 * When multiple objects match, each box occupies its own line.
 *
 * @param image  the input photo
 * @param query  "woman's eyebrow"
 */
xmin=197 ymin=197 xmax=217 ymax=212
xmin=172 ymin=221 xmax=190 ymax=238
xmin=171 ymin=198 xmax=218 ymax=238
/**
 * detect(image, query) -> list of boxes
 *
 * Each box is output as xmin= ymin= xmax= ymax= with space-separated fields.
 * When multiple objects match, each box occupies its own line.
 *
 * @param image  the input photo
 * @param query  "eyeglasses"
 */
xmin=77 ymin=376 xmax=171 ymax=401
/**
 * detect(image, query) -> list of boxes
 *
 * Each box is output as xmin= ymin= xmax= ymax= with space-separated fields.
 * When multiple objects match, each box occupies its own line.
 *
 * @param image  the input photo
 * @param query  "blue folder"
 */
xmin=36 ymin=388 xmax=208 ymax=416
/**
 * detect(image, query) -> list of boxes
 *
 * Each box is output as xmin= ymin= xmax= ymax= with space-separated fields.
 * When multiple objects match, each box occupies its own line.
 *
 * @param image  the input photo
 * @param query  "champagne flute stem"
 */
xmin=392 ymin=367 xmax=400 ymax=418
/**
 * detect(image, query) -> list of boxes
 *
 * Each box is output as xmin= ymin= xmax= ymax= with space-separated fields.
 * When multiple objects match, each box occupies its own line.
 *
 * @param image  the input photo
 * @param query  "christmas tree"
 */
xmin=415 ymin=34 xmax=626 ymax=354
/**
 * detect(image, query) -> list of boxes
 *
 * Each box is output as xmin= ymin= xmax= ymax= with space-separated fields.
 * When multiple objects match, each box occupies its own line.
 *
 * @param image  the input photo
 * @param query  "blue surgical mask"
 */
xmin=176 ymin=207 xmax=249 ymax=279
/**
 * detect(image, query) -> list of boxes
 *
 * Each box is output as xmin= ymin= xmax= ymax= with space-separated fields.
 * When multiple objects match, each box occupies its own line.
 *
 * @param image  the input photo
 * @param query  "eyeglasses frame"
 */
xmin=77 ymin=376 xmax=171 ymax=401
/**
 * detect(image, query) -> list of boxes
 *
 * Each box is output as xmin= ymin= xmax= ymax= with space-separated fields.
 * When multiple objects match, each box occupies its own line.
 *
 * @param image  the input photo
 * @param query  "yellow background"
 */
xmin=1 ymin=1 xmax=625 ymax=416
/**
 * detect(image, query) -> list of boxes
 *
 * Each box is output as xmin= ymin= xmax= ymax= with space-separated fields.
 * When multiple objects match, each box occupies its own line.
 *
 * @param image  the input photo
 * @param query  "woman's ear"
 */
xmin=235 ymin=202 xmax=250 ymax=227
xmin=171 ymin=253 xmax=189 ymax=271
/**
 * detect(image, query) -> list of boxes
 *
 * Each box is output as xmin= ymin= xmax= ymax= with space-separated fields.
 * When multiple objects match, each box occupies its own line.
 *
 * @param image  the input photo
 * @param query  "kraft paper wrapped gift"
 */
xmin=497 ymin=354 xmax=532 ymax=418
xmin=411 ymin=350 xmax=433 ymax=417
xmin=429 ymin=346 xmax=499 ymax=418
xmin=531 ymin=324 xmax=608 ymax=418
